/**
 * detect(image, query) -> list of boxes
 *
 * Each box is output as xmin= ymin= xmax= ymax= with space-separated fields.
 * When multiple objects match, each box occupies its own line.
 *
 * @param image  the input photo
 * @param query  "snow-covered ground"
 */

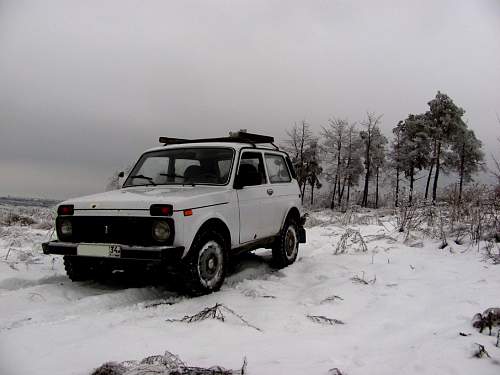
xmin=1 ymin=208 xmax=499 ymax=374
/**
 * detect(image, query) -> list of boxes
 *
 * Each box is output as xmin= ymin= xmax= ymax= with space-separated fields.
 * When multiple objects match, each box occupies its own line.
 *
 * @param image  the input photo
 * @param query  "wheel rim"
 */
xmin=197 ymin=240 xmax=224 ymax=288
xmin=285 ymin=226 xmax=298 ymax=259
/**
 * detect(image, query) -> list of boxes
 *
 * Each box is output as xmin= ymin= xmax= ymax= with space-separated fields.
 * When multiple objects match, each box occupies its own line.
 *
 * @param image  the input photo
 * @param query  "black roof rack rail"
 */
xmin=159 ymin=131 xmax=277 ymax=149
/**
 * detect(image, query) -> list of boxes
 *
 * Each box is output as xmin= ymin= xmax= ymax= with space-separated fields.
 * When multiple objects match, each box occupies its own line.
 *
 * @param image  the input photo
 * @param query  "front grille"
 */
xmin=56 ymin=216 xmax=174 ymax=246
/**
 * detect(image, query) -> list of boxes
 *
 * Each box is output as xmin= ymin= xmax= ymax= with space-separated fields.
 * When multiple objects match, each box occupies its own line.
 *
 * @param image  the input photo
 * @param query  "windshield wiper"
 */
xmin=129 ymin=174 xmax=157 ymax=186
xmin=160 ymin=173 xmax=185 ymax=179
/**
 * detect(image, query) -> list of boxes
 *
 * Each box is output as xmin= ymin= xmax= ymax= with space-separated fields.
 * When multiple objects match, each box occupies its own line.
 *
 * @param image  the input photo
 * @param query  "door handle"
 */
xmin=267 ymin=188 xmax=274 ymax=196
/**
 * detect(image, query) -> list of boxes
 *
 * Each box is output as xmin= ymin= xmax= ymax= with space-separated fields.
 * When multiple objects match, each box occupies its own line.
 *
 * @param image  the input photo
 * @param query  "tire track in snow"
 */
xmin=0 ymin=281 xmax=179 ymax=331
xmin=0 ymin=274 xmax=68 ymax=291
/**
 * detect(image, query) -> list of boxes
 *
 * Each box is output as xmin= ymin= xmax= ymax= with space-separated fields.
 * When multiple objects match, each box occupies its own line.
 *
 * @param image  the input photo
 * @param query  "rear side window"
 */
xmin=265 ymin=154 xmax=291 ymax=183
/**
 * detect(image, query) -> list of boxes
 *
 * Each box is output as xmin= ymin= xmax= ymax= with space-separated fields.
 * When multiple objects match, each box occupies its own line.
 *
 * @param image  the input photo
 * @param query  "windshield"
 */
xmin=123 ymin=147 xmax=235 ymax=187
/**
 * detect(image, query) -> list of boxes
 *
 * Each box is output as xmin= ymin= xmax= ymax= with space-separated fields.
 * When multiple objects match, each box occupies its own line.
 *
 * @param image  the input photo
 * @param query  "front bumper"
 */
xmin=42 ymin=241 xmax=184 ymax=262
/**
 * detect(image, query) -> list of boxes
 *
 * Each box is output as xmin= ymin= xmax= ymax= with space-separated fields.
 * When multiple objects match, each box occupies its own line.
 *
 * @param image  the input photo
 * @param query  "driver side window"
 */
xmin=238 ymin=152 xmax=267 ymax=186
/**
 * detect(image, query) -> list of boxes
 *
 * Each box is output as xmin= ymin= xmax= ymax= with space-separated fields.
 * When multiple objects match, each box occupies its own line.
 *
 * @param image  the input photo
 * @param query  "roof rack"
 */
xmin=159 ymin=131 xmax=278 ymax=149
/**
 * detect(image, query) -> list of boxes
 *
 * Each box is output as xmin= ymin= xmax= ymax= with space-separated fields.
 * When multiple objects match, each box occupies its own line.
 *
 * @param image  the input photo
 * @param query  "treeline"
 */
xmin=284 ymin=91 xmax=486 ymax=209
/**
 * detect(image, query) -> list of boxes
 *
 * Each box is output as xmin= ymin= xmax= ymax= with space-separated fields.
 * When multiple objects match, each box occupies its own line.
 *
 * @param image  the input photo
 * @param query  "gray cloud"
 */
xmin=1 ymin=0 xmax=499 ymax=198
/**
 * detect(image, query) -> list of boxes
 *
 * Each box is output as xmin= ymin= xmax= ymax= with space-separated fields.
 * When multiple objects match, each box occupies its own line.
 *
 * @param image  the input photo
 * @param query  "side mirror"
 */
xmin=118 ymin=171 xmax=125 ymax=178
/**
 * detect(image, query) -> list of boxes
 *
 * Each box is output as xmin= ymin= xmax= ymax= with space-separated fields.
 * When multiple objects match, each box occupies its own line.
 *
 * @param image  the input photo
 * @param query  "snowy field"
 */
xmin=1 ymin=206 xmax=499 ymax=374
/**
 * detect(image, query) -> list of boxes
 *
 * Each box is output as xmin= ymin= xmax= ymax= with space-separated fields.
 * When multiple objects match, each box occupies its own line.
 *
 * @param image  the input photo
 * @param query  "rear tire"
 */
xmin=181 ymin=229 xmax=227 ymax=296
xmin=272 ymin=218 xmax=299 ymax=268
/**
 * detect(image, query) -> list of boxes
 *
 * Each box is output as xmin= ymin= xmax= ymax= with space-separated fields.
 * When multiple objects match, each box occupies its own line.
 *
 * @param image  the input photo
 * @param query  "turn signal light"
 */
xmin=183 ymin=209 xmax=193 ymax=217
xmin=150 ymin=204 xmax=173 ymax=216
xmin=57 ymin=205 xmax=74 ymax=216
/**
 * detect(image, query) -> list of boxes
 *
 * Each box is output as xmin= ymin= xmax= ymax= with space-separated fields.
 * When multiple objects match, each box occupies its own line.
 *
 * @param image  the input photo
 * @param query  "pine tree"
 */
xmin=388 ymin=122 xmax=403 ymax=207
xmin=445 ymin=122 xmax=484 ymax=202
xmin=396 ymin=114 xmax=431 ymax=204
xmin=426 ymin=92 xmax=465 ymax=202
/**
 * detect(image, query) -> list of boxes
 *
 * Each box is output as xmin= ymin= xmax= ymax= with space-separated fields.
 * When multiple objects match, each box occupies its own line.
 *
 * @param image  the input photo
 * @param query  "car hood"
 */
xmin=63 ymin=186 xmax=231 ymax=211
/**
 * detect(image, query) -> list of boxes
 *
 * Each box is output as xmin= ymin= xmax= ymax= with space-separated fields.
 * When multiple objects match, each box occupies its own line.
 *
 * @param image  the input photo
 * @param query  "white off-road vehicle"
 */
xmin=43 ymin=132 xmax=306 ymax=295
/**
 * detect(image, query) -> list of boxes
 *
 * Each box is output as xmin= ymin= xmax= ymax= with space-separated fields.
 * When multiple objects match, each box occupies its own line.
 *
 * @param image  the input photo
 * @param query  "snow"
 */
xmin=1 ymin=208 xmax=500 ymax=374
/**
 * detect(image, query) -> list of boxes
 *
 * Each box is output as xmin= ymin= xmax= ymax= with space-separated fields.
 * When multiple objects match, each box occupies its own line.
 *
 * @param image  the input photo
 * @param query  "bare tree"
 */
xmin=371 ymin=127 xmax=387 ymax=208
xmin=321 ymin=118 xmax=348 ymax=209
xmin=338 ymin=124 xmax=363 ymax=208
xmin=284 ymin=121 xmax=314 ymax=204
xmin=305 ymin=140 xmax=323 ymax=205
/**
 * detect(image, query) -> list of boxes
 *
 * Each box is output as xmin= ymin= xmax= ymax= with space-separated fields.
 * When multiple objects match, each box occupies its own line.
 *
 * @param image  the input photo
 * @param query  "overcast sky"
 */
xmin=1 ymin=0 xmax=499 ymax=199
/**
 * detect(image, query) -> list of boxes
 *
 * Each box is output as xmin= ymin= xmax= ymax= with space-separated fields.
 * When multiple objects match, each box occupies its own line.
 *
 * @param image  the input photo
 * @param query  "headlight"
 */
xmin=59 ymin=219 xmax=72 ymax=237
xmin=152 ymin=221 xmax=170 ymax=242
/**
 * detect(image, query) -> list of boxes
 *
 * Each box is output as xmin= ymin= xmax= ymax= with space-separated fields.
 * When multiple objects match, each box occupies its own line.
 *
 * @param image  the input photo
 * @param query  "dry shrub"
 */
xmin=335 ymin=229 xmax=368 ymax=254
xmin=91 ymin=351 xmax=247 ymax=375
xmin=0 ymin=212 xmax=36 ymax=226
xmin=166 ymin=303 xmax=262 ymax=332
xmin=307 ymin=315 xmax=345 ymax=325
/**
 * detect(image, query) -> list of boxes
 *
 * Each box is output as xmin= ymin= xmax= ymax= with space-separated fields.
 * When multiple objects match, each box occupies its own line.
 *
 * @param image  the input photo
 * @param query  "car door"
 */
xmin=235 ymin=151 xmax=272 ymax=243
xmin=263 ymin=152 xmax=297 ymax=235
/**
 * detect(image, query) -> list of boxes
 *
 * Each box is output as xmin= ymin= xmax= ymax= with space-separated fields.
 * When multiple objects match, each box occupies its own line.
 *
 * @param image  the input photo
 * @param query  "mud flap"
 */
xmin=298 ymin=226 xmax=306 ymax=243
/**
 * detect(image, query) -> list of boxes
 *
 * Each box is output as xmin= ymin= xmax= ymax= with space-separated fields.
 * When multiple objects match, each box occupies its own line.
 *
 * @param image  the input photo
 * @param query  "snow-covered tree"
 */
xmin=304 ymin=140 xmax=323 ymax=205
xmin=321 ymin=118 xmax=348 ymax=209
xmin=339 ymin=125 xmax=364 ymax=208
xmin=426 ymin=91 xmax=465 ymax=202
xmin=445 ymin=122 xmax=484 ymax=202
xmin=388 ymin=122 xmax=403 ymax=207
xmin=359 ymin=112 xmax=385 ymax=208
xmin=371 ymin=127 xmax=388 ymax=208
xmin=395 ymin=114 xmax=431 ymax=204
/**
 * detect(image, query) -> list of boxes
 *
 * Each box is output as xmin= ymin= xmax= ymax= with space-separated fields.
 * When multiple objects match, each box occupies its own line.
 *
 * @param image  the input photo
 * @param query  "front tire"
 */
xmin=272 ymin=219 xmax=299 ymax=268
xmin=181 ymin=229 xmax=227 ymax=296
xmin=63 ymin=256 xmax=92 ymax=281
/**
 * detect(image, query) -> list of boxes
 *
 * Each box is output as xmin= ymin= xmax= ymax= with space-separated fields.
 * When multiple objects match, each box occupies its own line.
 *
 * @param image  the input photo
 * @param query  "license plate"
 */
xmin=77 ymin=244 xmax=121 ymax=258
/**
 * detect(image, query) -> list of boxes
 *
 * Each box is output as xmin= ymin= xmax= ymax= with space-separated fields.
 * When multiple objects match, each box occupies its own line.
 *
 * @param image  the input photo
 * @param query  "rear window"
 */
xmin=265 ymin=154 xmax=292 ymax=183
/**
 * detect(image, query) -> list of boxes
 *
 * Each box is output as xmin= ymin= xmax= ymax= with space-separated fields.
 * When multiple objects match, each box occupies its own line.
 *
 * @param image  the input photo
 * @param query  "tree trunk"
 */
xmin=425 ymin=162 xmax=434 ymax=200
xmin=395 ymin=166 xmax=400 ymax=207
xmin=458 ymin=141 xmax=465 ymax=203
xmin=346 ymin=177 xmax=351 ymax=207
xmin=432 ymin=141 xmax=442 ymax=203
xmin=375 ymin=167 xmax=380 ymax=209
xmin=362 ymin=129 xmax=372 ymax=208
xmin=362 ymin=136 xmax=371 ymax=208
xmin=425 ymin=140 xmax=436 ymax=200
xmin=336 ymin=175 xmax=342 ymax=206
xmin=301 ymin=180 xmax=306 ymax=205
xmin=334 ymin=142 xmax=343 ymax=208
xmin=339 ymin=175 xmax=348 ymax=208
xmin=409 ymin=168 xmax=414 ymax=205
xmin=310 ymin=181 xmax=315 ymax=206
xmin=330 ymin=174 xmax=338 ymax=209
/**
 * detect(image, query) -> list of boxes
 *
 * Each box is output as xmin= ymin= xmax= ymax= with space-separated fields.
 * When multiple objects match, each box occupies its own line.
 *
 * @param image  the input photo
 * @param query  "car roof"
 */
xmin=143 ymin=142 xmax=287 ymax=154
